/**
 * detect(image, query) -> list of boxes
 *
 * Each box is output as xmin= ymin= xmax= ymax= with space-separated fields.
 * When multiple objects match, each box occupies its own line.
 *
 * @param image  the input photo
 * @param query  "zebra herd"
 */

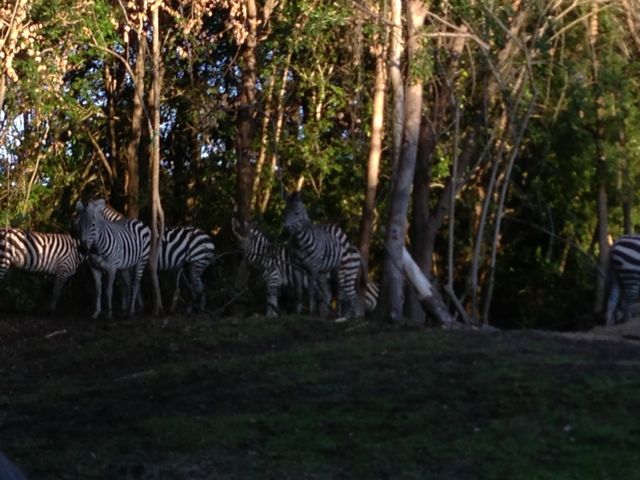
xmin=233 ymin=191 xmax=378 ymax=319
xmin=0 ymin=192 xmax=376 ymax=319
xmin=8 ymin=191 xmax=640 ymax=324
xmin=0 ymin=198 xmax=215 ymax=319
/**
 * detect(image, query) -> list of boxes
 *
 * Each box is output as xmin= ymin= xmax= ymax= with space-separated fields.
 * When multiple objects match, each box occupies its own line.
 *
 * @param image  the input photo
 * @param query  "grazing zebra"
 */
xmin=232 ymin=218 xmax=309 ymax=316
xmin=605 ymin=235 xmax=640 ymax=325
xmin=159 ymin=226 xmax=215 ymax=312
xmin=74 ymin=199 xmax=150 ymax=319
xmin=0 ymin=228 xmax=84 ymax=312
xmin=102 ymin=205 xmax=215 ymax=312
xmin=283 ymin=191 xmax=363 ymax=318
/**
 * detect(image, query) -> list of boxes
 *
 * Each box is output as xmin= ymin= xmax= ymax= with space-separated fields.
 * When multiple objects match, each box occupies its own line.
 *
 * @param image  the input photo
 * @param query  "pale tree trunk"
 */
xmin=402 ymin=247 xmax=454 ymax=326
xmin=104 ymin=62 xmax=122 ymax=208
xmin=149 ymin=4 xmax=164 ymax=315
xmin=126 ymin=25 xmax=145 ymax=219
xmin=389 ymin=0 xmax=404 ymax=175
xmin=406 ymin=28 xmax=467 ymax=323
xmin=258 ymin=57 xmax=290 ymax=213
xmin=359 ymin=12 xmax=387 ymax=272
xmin=380 ymin=0 xmax=437 ymax=323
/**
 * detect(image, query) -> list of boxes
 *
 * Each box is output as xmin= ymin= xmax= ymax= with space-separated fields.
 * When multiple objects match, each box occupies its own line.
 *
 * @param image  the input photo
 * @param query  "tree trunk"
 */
xmin=388 ymin=0 xmax=405 ymax=176
xmin=359 ymin=25 xmax=386 ymax=272
xmin=589 ymin=0 xmax=609 ymax=315
xmin=125 ymin=27 xmax=145 ymax=219
xmin=234 ymin=0 xmax=259 ymax=224
xmin=379 ymin=0 xmax=428 ymax=323
xmin=402 ymin=247 xmax=455 ymax=327
xmin=149 ymin=3 xmax=164 ymax=315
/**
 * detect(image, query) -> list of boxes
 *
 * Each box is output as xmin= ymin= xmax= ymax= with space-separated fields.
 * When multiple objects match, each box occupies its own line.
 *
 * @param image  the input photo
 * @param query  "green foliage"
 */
xmin=3 ymin=0 xmax=640 ymax=327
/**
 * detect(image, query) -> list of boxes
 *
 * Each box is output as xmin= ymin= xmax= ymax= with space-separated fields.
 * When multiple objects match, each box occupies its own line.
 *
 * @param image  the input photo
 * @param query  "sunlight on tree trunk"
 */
xmin=359 ymin=8 xmax=387 ymax=272
xmin=380 ymin=0 xmax=428 ymax=323
xmin=149 ymin=3 xmax=165 ymax=316
xmin=389 ymin=0 xmax=404 ymax=175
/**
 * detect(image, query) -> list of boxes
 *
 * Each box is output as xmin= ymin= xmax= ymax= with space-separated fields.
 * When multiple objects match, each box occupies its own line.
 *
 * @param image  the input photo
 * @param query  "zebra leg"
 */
xmin=119 ymin=269 xmax=132 ymax=315
xmin=47 ymin=275 xmax=68 ymax=312
xmin=605 ymin=278 xmax=621 ymax=326
xmin=316 ymin=276 xmax=332 ymax=319
xmin=104 ymin=269 xmax=117 ymax=320
xmin=129 ymin=262 xmax=146 ymax=317
xmin=90 ymin=267 xmax=103 ymax=319
xmin=622 ymin=283 xmax=640 ymax=324
xmin=294 ymin=274 xmax=304 ymax=314
xmin=307 ymin=273 xmax=318 ymax=316
xmin=170 ymin=268 xmax=183 ymax=313
xmin=266 ymin=285 xmax=279 ymax=317
xmin=189 ymin=267 xmax=206 ymax=313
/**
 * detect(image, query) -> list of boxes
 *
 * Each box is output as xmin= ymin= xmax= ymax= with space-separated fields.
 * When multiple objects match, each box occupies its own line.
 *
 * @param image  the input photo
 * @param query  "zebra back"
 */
xmin=101 ymin=204 xmax=214 ymax=273
xmin=159 ymin=226 xmax=215 ymax=272
xmin=0 ymin=227 xmax=83 ymax=278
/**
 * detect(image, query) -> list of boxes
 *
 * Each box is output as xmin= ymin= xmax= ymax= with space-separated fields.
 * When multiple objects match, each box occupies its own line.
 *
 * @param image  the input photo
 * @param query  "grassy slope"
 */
xmin=1 ymin=314 xmax=639 ymax=479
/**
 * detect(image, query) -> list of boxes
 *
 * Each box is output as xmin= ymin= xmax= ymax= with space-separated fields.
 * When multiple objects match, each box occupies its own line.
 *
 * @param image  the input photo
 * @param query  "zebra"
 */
xmin=283 ymin=191 xmax=364 ymax=318
xmin=336 ymin=245 xmax=373 ymax=316
xmin=74 ymin=199 xmax=150 ymax=319
xmin=158 ymin=226 xmax=215 ymax=312
xmin=364 ymin=279 xmax=379 ymax=314
xmin=605 ymin=235 xmax=640 ymax=325
xmin=0 ymin=228 xmax=84 ymax=312
xmin=232 ymin=218 xmax=309 ymax=316
xmin=101 ymin=205 xmax=215 ymax=313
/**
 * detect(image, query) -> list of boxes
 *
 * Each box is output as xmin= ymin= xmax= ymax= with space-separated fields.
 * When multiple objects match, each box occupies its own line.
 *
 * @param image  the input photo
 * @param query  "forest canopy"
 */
xmin=1 ymin=0 xmax=639 ymax=328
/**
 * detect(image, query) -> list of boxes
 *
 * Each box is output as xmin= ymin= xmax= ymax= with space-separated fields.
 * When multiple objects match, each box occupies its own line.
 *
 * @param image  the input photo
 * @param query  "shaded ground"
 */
xmin=1 ymin=313 xmax=640 ymax=479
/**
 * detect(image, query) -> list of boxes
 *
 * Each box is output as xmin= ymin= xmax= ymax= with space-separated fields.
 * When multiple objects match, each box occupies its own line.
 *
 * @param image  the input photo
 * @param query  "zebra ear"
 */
xmin=94 ymin=198 xmax=106 ymax=210
xmin=76 ymin=201 xmax=85 ymax=212
xmin=231 ymin=217 xmax=243 ymax=238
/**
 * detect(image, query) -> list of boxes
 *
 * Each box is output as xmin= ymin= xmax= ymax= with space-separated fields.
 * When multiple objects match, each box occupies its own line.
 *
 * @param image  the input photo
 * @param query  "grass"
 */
xmin=1 ymin=314 xmax=640 ymax=479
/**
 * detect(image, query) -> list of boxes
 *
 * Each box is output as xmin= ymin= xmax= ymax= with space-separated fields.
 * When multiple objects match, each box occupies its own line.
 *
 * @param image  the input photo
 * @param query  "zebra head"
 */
xmin=283 ymin=191 xmax=310 ymax=234
xmin=231 ymin=217 xmax=257 ymax=251
xmin=74 ymin=199 xmax=107 ymax=254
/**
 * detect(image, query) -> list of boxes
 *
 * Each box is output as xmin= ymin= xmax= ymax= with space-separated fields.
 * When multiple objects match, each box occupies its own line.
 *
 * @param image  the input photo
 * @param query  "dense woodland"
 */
xmin=1 ymin=0 xmax=639 ymax=329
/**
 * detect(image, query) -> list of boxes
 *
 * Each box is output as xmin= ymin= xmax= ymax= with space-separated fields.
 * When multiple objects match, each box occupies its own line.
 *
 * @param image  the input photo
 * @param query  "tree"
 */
xmin=148 ymin=0 xmax=165 ymax=315
xmin=379 ymin=0 xmax=430 ymax=323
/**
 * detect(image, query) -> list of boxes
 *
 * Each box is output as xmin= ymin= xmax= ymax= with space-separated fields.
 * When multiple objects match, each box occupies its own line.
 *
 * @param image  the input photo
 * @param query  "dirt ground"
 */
xmin=2 ymin=312 xmax=640 ymax=479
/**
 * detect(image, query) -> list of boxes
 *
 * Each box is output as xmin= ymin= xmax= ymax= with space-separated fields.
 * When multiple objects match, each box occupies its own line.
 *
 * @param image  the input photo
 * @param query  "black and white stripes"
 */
xmin=283 ymin=191 xmax=365 ymax=318
xmin=0 ymin=228 xmax=84 ymax=311
xmin=232 ymin=218 xmax=308 ymax=316
xmin=74 ymin=199 xmax=151 ymax=319
xmin=606 ymin=235 xmax=640 ymax=325
xmin=102 ymin=204 xmax=215 ymax=312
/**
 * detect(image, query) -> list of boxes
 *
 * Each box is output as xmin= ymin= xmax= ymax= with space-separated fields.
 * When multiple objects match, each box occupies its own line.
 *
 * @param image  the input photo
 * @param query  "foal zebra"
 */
xmin=605 ymin=235 xmax=640 ymax=325
xmin=74 ymin=199 xmax=150 ymax=319
xmin=283 ymin=191 xmax=364 ymax=318
xmin=102 ymin=205 xmax=215 ymax=312
xmin=0 ymin=228 xmax=83 ymax=311
xmin=232 ymin=218 xmax=309 ymax=316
